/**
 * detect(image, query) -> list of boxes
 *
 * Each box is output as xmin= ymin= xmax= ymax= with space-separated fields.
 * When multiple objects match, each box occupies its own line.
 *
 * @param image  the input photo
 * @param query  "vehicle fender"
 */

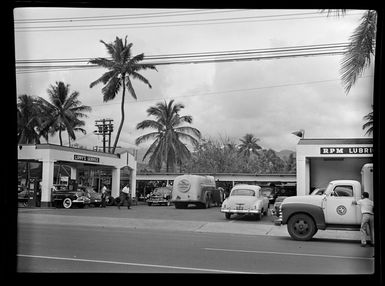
xmin=281 ymin=203 xmax=326 ymax=230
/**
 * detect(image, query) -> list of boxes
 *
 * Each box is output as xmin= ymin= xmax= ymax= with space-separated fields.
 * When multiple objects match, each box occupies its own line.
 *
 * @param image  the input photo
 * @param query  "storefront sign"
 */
xmin=320 ymin=147 xmax=373 ymax=155
xmin=74 ymin=154 xmax=100 ymax=163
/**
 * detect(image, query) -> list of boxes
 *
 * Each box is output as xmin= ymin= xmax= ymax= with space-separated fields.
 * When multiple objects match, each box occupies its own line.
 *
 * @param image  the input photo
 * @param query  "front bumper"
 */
xmin=221 ymin=209 xmax=261 ymax=214
xmin=73 ymin=197 xmax=90 ymax=204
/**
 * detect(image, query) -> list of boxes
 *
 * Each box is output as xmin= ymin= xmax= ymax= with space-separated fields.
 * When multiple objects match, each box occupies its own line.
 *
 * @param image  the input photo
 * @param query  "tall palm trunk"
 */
xmin=59 ymin=128 xmax=63 ymax=146
xmin=112 ymin=76 xmax=126 ymax=154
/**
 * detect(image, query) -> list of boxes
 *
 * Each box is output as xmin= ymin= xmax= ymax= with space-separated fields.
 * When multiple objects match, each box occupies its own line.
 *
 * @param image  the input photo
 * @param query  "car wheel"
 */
xmin=225 ymin=213 xmax=231 ymax=220
xmin=287 ymin=213 xmax=317 ymax=241
xmin=63 ymin=198 xmax=72 ymax=209
xmin=107 ymin=197 xmax=115 ymax=206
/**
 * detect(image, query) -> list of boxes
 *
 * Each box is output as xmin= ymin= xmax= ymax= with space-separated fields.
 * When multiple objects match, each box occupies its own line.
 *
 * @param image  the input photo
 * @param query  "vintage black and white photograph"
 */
xmin=13 ymin=6 xmax=381 ymax=276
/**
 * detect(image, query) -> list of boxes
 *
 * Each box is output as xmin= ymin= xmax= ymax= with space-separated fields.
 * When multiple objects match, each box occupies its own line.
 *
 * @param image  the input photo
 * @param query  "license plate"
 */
xmin=236 ymin=205 xmax=244 ymax=210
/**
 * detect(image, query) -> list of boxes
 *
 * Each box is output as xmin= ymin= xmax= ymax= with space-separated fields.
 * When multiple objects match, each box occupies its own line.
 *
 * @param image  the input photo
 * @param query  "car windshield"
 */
xmin=231 ymin=189 xmax=255 ymax=196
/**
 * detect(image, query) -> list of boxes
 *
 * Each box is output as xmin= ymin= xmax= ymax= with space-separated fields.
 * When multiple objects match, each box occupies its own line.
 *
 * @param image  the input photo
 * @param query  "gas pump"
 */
xmin=27 ymin=178 xmax=41 ymax=207
xmin=68 ymin=179 xmax=78 ymax=192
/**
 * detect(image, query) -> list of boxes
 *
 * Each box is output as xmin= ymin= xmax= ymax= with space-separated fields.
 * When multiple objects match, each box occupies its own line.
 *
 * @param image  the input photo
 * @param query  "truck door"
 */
xmin=323 ymin=185 xmax=358 ymax=225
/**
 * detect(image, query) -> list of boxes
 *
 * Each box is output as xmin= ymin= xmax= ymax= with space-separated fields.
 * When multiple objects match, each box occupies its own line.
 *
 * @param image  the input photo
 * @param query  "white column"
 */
xmin=130 ymin=165 xmax=137 ymax=198
xmin=41 ymin=160 xmax=55 ymax=206
xmin=296 ymin=157 xmax=307 ymax=196
xmin=70 ymin=166 xmax=77 ymax=180
xmin=111 ymin=168 xmax=121 ymax=198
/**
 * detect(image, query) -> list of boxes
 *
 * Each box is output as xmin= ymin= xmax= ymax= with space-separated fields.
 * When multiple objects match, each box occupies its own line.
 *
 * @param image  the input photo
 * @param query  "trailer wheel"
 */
xmin=63 ymin=198 xmax=72 ymax=209
xmin=287 ymin=213 xmax=317 ymax=241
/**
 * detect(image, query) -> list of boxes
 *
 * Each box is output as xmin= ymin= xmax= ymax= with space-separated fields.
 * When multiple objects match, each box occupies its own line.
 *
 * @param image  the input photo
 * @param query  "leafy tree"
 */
xmin=362 ymin=105 xmax=373 ymax=136
xmin=38 ymin=82 xmax=91 ymax=146
xmin=17 ymin=94 xmax=41 ymax=144
xmin=89 ymin=36 xmax=157 ymax=154
xmin=237 ymin=133 xmax=262 ymax=157
xmin=135 ymin=100 xmax=201 ymax=172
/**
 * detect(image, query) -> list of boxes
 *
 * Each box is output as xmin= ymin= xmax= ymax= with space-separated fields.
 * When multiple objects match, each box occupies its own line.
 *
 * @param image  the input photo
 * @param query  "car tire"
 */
xmin=107 ymin=197 xmax=115 ymax=206
xmin=63 ymin=198 xmax=72 ymax=209
xmin=287 ymin=213 xmax=317 ymax=241
xmin=225 ymin=213 xmax=232 ymax=220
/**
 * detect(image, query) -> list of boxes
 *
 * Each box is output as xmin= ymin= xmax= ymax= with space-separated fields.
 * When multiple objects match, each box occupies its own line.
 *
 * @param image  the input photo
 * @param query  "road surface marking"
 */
xmin=17 ymin=254 xmax=257 ymax=274
xmin=204 ymin=248 xmax=374 ymax=260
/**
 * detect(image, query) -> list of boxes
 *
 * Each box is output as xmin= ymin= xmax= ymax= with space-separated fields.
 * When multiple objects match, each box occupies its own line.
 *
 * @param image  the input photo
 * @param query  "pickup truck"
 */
xmin=279 ymin=179 xmax=370 ymax=240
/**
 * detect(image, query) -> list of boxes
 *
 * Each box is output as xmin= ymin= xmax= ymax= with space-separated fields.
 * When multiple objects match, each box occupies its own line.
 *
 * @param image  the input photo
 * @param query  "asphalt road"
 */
xmin=17 ymin=221 xmax=374 ymax=274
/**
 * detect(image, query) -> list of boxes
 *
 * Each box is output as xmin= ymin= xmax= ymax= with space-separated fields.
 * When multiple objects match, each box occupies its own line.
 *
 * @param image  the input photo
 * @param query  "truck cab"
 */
xmin=280 ymin=180 xmax=364 ymax=240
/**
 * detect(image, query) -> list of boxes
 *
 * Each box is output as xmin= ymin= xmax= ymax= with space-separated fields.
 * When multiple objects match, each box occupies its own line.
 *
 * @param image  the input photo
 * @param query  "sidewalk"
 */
xmin=17 ymin=211 xmax=361 ymax=242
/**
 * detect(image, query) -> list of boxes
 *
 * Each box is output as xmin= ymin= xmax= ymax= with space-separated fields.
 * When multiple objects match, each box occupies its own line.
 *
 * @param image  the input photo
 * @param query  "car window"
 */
xmin=231 ymin=189 xmax=255 ymax=196
xmin=333 ymin=185 xmax=353 ymax=197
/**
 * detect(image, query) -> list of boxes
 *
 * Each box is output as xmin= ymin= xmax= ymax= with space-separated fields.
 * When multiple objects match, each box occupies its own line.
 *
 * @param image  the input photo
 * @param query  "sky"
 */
xmin=14 ymin=8 xmax=375 ymax=154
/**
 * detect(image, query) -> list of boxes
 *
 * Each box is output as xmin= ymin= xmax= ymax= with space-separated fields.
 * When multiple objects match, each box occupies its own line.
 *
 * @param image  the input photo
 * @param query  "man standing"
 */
xmin=353 ymin=192 xmax=374 ymax=247
xmin=100 ymin=184 xmax=107 ymax=208
xmin=118 ymin=183 xmax=131 ymax=209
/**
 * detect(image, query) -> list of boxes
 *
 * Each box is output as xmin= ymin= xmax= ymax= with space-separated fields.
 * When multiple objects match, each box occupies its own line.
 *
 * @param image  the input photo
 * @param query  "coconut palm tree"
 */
xmin=238 ymin=134 xmax=262 ymax=158
xmin=38 ymin=82 xmax=91 ymax=146
xmin=135 ymin=100 xmax=201 ymax=172
xmin=17 ymin=94 xmax=41 ymax=144
xmin=362 ymin=105 xmax=373 ymax=136
xmin=322 ymin=9 xmax=377 ymax=94
xmin=89 ymin=36 xmax=157 ymax=154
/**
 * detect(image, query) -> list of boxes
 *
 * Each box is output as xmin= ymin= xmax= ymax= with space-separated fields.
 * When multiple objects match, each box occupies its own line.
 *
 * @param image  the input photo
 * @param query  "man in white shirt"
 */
xmin=118 ymin=183 xmax=131 ymax=209
xmin=353 ymin=192 xmax=374 ymax=247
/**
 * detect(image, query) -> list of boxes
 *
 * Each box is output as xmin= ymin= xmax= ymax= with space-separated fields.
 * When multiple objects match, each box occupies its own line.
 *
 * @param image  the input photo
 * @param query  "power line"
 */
xmin=14 ymin=9 xmax=245 ymax=23
xmin=14 ymin=11 xmax=363 ymax=32
xmin=15 ymin=42 xmax=349 ymax=73
xmin=15 ymin=50 xmax=347 ymax=73
xmin=16 ymin=42 xmax=349 ymax=64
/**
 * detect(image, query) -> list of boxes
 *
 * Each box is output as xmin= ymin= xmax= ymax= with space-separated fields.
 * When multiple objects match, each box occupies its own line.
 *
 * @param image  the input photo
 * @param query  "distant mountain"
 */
xmin=276 ymin=149 xmax=295 ymax=160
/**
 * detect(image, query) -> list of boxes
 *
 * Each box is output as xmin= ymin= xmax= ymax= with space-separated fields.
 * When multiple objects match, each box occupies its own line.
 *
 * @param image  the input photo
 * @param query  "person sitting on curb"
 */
xmin=352 ymin=191 xmax=374 ymax=247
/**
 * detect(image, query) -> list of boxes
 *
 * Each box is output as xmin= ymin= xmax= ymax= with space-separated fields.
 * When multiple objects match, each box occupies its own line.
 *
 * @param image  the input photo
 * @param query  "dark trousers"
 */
xmin=118 ymin=193 xmax=131 ymax=209
xmin=101 ymin=194 xmax=106 ymax=207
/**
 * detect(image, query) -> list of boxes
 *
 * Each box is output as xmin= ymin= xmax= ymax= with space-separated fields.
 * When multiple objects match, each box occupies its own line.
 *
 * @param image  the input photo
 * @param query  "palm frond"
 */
xmin=101 ymin=75 xmax=122 ymax=101
xmin=125 ymin=77 xmax=137 ymax=100
xmin=130 ymin=71 xmax=152 ymax=88
xmin=340 ymin=10 xmax=377 ymax=93
xmin=135 ymin=132 xmax=161 ymax=145
xmin=136 ymin=119 xmax=163 ymax=131
xmin=90 ymin=70 xmax=117 ymax=88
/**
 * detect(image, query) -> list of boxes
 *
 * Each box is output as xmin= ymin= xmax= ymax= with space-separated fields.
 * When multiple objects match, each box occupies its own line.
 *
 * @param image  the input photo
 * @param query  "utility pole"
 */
xmin=94 ymin=119 xmax=114 ymax=153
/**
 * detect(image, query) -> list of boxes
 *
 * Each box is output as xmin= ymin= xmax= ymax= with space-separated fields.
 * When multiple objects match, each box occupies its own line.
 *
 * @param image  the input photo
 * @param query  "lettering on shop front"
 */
xmin=74 ymin=154 xmax=100 ymax=163
xmin=320 ymin=147 xmax=373 ymax=155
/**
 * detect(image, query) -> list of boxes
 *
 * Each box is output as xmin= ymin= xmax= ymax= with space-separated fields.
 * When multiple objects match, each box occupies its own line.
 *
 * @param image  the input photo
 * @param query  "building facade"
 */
xmin=296 ymin=138 xmax=373 ymax=196
xmin=18 ymin=144 xmax=137 ymax=207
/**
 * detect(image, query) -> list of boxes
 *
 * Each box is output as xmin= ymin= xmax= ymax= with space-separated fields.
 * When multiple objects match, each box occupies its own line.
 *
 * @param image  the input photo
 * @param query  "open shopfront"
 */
xmin=17 ymin=144 xmax=137 ymax=207
xmin=296 ymin=138 xmax=373 ymax=196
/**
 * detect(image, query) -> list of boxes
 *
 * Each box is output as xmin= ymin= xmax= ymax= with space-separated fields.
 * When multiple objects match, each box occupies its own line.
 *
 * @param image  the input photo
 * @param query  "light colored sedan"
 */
xmin=220 ymin=184 xmax=269 ymax=220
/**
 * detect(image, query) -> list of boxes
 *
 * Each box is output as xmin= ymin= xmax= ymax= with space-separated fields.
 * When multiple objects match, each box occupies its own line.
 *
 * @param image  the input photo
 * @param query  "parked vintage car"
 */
xmin=220 ymin=184 xmax=269 ymax=220
xmin=146 ymin=187 xmax=172 ymax=206
xmin=80 ymin=186 xmax=102 ymax=207
xmin=51 ymin=184 xmax=90 ymax=209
